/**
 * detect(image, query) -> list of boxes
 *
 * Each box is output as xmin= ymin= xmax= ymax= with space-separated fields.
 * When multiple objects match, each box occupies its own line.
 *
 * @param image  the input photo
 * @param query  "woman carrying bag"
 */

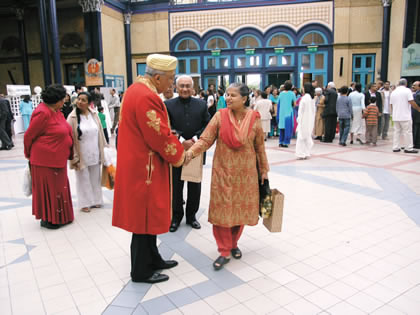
xmin=67 ymin=92 xmax=106 ymax=212
xmin=185 ymin=83 xmax=269 ymax=270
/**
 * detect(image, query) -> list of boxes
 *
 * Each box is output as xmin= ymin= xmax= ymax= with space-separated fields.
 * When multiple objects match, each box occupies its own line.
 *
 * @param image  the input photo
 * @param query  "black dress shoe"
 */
xmin=157 ymin=260 xmax=178 ymax=270
xmin=40 ymin=220 xmax=60 ymax=229
xmin=404 ymin=149 xmax=418 ymax=154
xmin=186 ymin=220 xmax=201 ymax=229
xmin=393 ymin=149 xmax=401 ymax=152
xmin=169 ymin=221 xmax=180 ymax=232
xmin=134 ymin=272 xmax=169 ymax=284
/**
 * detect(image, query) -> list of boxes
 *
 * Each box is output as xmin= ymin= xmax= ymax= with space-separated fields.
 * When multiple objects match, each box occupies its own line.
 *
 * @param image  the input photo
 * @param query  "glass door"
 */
xmin=352 ymin=54 xmax=375 ymax=90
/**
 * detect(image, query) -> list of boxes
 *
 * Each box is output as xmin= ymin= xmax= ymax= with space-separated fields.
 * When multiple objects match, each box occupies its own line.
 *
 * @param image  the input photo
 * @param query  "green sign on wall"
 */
xmin=307 ymin=46 xmax=318 ymax=52
xmin=245 ymin=49 xmax=255 ymax=55
xmin=274 ymin=47 xmax=285 ymax=54
xmin=211 ymin=50 xmax=221 ymax=56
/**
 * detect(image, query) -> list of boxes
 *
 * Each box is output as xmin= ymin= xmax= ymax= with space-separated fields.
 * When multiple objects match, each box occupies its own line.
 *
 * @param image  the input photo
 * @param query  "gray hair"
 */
xmin=398 ymin=78 xmax=407 ymax=86
xmin=176 ymin=75 xmax=194 ymax=88
xmin=227 ymin=83 xmax=250 ymax=107
xmin=145 ymin=66 xmax=166 ymax=77
xmin=315 ymin=87 xmax=322 ymax=94
xmin=327 ymin=82 xmax=335 ymax=88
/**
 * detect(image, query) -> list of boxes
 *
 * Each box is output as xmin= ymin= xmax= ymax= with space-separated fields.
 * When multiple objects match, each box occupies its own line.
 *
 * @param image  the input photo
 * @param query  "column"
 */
xmin=380 ymin=0 xmax=392 ymax=81
xmin=79 ymin=0 xmax=104 ymax=62
xmin=124 ymin=12 xmax=133 ymax=86
xmin=16 ymin=8 xmax=30 ymax=85
xmin=48 ymin=0 xmax=62 ymax=83
xmin=38 ymin=0 xmax=51 ymax=86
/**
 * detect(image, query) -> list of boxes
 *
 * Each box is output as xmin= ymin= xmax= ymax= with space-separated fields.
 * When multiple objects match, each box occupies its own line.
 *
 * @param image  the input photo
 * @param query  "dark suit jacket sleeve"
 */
xmin=164 ymin=99 xmax=183 ymax=137
xmin=364 ymin=92 xmax=370 ymax=107
xmin=196 ymin=100 xmax=211 ymax=138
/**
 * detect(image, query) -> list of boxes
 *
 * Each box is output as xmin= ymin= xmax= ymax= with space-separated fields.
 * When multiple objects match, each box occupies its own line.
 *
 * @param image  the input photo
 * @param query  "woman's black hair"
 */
xmin=284 ymin=80 xmax=293 ymax=91
xmin=75 ymin=92 xmax=92 ymax=140
xmin=304 ymin=82 xmax=315 ymax=99
xmin=339 ymin=86 xmax=349 ymax=95
xmin=41 ymin=84 xmax=67 ymax=104
xmin=227 ymin=83 xmax=250 ymax=107
xmin=217 ymin=89 xmax=224 ymax=97
xmin=23 ymin=95 xmax=31 ymax=102
xmin=355 ymin=83 xmax=362 ymax=93
xmin=261 ymin=91 xmax=268 ymax=99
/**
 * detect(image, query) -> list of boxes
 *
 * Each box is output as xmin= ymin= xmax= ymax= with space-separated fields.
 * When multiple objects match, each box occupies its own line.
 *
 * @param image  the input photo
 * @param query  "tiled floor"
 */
xmin=1 ymin=131 xmax=420 ymax=315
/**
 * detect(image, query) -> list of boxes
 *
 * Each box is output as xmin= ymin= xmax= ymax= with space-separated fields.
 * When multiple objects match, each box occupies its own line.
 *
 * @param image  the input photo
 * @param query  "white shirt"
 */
xmin=390 ymin=86 xmax=414 ymax=121
xmin=79 ymin=113 xmax=100 ymax=167
xmin=254 ymin=99 xmax=272 ymax=120
xmin=207 ymin=94 xmax=215 ymax=108
xmin=383 ymin=90 xmax=391 ymax=114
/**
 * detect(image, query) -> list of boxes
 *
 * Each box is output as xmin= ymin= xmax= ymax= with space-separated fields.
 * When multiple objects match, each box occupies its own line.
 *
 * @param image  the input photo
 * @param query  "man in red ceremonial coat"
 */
xmin=112 ymin=54 xmax=185 ymax=284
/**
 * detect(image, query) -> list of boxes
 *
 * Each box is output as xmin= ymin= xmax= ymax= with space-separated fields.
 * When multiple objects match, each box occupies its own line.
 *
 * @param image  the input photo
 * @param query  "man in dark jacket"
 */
xmin=165 ymin=75 xmax=211 ymax=232
xmin=0 ymin=95 xmax=13 ymax=150
xmin=364 ymin=82 xmax=383 ymax=138
xmin=413 ymin=81 xmax=420 ymax=149
xmin=322 ymin=82 xmax=338 ymax=143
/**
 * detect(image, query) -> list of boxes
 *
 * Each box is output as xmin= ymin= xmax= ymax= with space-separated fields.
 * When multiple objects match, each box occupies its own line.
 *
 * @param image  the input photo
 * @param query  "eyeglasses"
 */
xmin=178 ymin=84 xmax=192 ymax=89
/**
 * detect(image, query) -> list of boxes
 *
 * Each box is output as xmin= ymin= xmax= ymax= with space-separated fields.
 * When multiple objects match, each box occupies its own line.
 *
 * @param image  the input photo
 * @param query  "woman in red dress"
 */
xmin=24 ymin=84 xmax=74 ymax=229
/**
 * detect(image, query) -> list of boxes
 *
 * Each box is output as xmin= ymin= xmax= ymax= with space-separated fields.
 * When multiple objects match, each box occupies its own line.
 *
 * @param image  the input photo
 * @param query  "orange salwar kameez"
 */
xmin=190 ymin=109 xmax=269 ymax=256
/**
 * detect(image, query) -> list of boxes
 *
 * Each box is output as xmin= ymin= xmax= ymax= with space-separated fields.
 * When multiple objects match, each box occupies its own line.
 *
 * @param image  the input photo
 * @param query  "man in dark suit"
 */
xmin=0 ymin=95 xmax=13 ymax=150
xmin=322 ymin=82 xmax=338 ymax=143
xmin=412 ymin=81 xmax=420 ymax=149
xmin=165 ymin=75 xmax=211 ymax=232
xmin=364 ymin=82 xmax=383 ymax=138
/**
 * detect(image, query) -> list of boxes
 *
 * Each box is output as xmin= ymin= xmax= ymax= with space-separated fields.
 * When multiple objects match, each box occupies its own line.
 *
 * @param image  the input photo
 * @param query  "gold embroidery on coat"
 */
xmin=145 ymin=151 xmax=155 ymax=185
xmin=164 ymin=142 xmax=177 ymax=156
xmin=146 ymin=110 xmax=161 ymax=135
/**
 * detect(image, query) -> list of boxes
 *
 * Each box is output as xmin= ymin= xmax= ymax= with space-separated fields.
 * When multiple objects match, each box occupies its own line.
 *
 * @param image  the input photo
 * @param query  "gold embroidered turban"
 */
xmin=146 ymin=54 xmax=178 ymax=72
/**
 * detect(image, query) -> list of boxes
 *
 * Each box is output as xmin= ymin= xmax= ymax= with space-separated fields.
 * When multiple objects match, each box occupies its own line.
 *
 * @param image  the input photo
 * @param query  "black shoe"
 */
xmin=404 ymin=149 xmax=418 ymax=154
xmin=314 ymin=136 xmax=322 ymax=140
xmin=342 ymin=143 xmax=347 ymax=146
xmin=321 ymin=139 xmax=332 ymax=143
xmin=186 ymin=220 xmax=201 ymax=229
xmin=356 ymin=138 xmax=363 ymax=144
xmin=134 ymin=272 xmax=169 ymax=284
xmin=0 ymin=145 xmax=12 ymax=150
xmin=350 ymin=140 xmax=353 ymax=144
xmin=157 ymin=260 xmax=178 ymax=270
xmin=40 ymin=220 xmax=60 ymax=229
xmin=169 ymin=221 xmax=180 ymax=232
xmin=283 ymin=144 xmax=288 ymax=148
xmin=393 ymin=149 xmax=401 ymax=152
xmin=231 ymin=248 xmax=242 ymax=259
xmin=213 ymin=256 xmax=230 ymax=271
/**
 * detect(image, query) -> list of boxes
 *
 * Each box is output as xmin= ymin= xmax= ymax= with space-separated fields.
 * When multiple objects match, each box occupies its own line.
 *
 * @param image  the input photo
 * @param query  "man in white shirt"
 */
xmin=381 ymin=81 xmax=391 ymax=140
xmin=109 ymin=89 xmax=120 ymax=134
xmin=390 ymin=78 xmax=420 ymax=153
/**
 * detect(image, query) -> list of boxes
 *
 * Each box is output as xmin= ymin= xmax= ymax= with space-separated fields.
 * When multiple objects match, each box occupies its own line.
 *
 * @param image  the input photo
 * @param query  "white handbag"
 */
xmin=23 ymin=164 xmax=32 ymax=197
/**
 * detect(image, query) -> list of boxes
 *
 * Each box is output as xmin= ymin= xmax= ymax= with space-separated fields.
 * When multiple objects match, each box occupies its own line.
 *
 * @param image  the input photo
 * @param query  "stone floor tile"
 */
xmin=204 ymin=291 xmax=239 ymax=312
xmin=327 ymin=301 xmax=367 ymax=315
xmin=243 ymin=294 xmax=280 ymax=314
xmin=179 ymin=300 xmax=216 ymax=315
xmin=305 ymin=289 xmax=342 ymax=309
xmin=346 ymin=292 xmax=385 ymax=313
xmin=283 ymin=297 xmax=322 ymax=315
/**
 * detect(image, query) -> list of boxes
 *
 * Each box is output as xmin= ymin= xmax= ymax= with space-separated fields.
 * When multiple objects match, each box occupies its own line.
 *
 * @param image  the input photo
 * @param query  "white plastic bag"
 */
xmin=103 ymin=147 xmax=117 ymax=167
xmin=23 ymin=164 xmax=32 ymax=197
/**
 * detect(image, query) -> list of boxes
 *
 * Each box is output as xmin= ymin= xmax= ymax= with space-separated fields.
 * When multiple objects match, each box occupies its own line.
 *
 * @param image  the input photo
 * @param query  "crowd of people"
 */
xmin=1 ymin=52 xmax=420 ymax=285
xmin=248 ymin=78 xmax=420 ymax=158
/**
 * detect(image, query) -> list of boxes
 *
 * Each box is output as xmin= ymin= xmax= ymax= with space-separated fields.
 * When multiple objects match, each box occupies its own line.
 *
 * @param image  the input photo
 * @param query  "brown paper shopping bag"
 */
xmin=181 ymin=153 xmax=203 ymax=183
xmin=263 ymin=189 xmax=284 ymax=232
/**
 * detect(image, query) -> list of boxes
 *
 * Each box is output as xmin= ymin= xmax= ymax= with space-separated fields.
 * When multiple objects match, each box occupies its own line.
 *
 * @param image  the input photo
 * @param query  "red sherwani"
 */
xmin=112 ymin=80 xmax=185 ymax=235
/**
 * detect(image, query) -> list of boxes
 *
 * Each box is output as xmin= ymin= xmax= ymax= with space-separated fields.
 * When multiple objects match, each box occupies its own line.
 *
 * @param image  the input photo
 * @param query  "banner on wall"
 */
xmin=401 ymin=43 xmax=420 ymax=77
xmin=84 ymin=59 xmax=104 ymax=86
xmin=6 ymin=85 xmax=31 ymax=96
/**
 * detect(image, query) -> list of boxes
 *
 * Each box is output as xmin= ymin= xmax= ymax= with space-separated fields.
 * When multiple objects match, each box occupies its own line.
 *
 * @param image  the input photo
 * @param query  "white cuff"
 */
xmin=179 ymin=136 xmax=186 ymax=142
xmin=193 ymin=136 xmax=198 ymax=142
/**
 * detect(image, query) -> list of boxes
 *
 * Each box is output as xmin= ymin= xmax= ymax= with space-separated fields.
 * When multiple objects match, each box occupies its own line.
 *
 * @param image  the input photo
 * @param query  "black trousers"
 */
xmin=0 ymin=117 xmax=12 ymax=148
xmin=172 ymin=166 xmax=201 ymax=223
xmin=131 ymin=234 xmax=165 ymax=281
xmin=323 ymin=115 xmax=337 ymax=142
xmin=413 ymin=122 xmax=420 ymax=149
xmin=103 ymin=128 xmax=109 ymax=144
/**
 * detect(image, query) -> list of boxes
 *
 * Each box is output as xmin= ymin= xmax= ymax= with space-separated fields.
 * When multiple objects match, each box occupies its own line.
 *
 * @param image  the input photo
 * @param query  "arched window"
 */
xmin=235 ymin=35 xmax=260 ymax=49
xmin=176 ymin=38 xmax=199 ymax=51
xmin=300 ymin=31 xmax=326 ymax=45
xmin=205 ymin=36 xmax=229 ymax=50
xmin=267 ymin=33 xmax=293 ymax=47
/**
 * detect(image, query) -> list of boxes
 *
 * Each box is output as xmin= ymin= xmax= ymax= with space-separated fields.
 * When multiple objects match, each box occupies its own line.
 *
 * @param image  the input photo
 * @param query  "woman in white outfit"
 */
xmin=68 ymin=92 xmax=106 ymax=212
xmin=349 ymin=83 xmax=365 ymax=144
xmin=295 ymin=83 xmax=315 ymax=159
xmin=254 ymin=91 xmax=272 ymax=140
